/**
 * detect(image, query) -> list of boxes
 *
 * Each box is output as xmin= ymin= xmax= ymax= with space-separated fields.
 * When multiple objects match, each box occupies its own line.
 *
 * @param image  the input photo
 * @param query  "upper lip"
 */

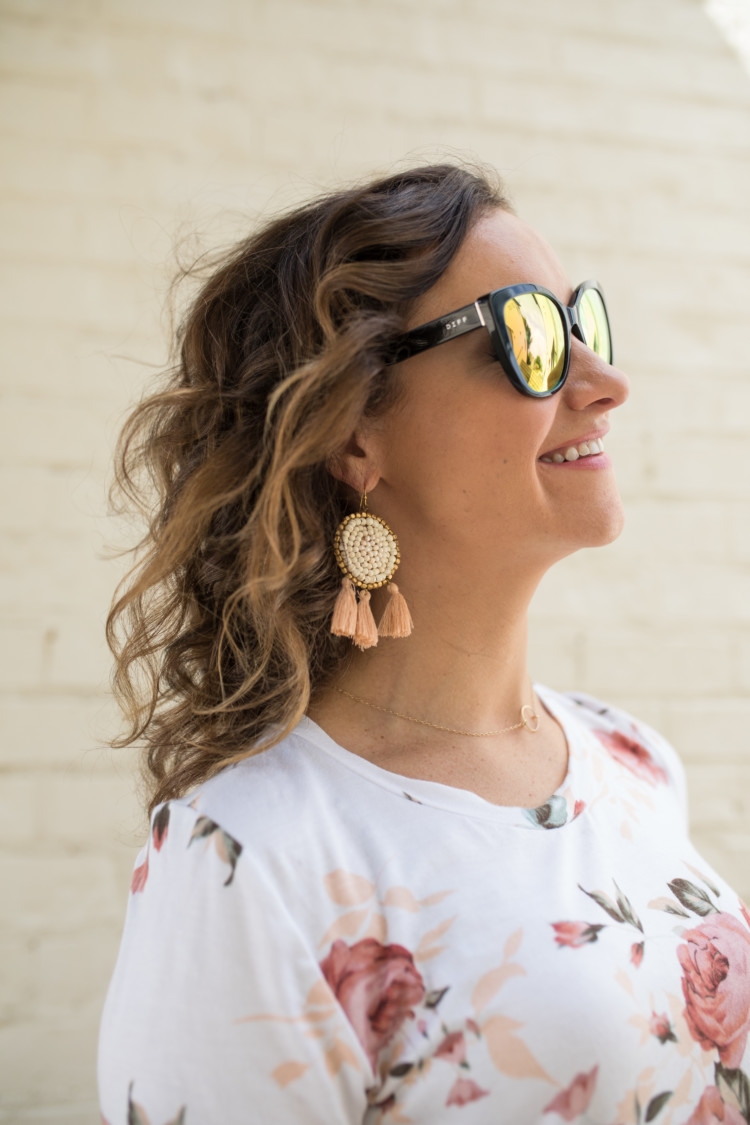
xmin=539 ymin=429 xmax=609 ymax=459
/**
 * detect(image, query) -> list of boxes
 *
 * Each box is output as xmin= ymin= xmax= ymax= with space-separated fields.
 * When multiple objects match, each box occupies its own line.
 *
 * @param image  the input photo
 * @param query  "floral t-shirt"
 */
xmin=98 ymin=686 xmax=750 ymax=1125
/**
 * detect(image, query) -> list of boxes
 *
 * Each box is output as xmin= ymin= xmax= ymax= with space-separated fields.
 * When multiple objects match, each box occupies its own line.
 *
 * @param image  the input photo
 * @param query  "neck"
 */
xmin=328 ymin=560 xmax=540 ymax=733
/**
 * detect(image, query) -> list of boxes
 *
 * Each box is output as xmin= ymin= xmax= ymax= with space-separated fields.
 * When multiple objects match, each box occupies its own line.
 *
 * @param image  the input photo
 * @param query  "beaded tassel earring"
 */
xmin=330 ymin=492 xmax=413 ymax=650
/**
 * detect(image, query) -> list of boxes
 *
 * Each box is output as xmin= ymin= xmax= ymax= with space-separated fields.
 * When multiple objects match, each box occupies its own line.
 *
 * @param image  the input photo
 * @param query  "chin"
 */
xmin=547 ymin=493 xmax=625 ymax=558
xmin=579 ymin=496 xmax=626 ymax=548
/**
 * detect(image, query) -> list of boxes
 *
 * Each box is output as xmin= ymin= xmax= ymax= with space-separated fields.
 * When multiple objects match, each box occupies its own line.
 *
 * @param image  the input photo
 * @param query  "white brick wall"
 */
xmin=1 ymin=0 xmax=749 ymax=1118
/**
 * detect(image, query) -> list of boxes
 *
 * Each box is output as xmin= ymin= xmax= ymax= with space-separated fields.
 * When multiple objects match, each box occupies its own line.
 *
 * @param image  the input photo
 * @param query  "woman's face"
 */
xmin=367 ymin=207 xmax=631 ymax=582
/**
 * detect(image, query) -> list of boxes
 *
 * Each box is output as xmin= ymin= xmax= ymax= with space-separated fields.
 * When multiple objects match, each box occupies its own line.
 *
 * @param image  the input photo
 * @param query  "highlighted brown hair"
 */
xmin=107 ymin=162 xmax=508 ymax=812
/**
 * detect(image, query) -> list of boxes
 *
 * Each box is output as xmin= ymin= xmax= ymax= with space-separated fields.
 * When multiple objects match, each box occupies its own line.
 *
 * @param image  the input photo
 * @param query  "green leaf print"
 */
xmin=579 ymin=881 xmax=643 ymax=932
xmin=668 ymin=878 xmax=719 ymax=917
xmin=578 ymin=885 xmax=626 ymax=925
xmin=127 ymin=1083 xmax=186 ymax=1125
xmin=613 ymin=881 xmax=644 ymax=933
xmin=715 ymin=1062 xmax=750 ymax=1121
xmin=424 ymin=986 xmax=450 ymax=1010
xmin=128 ymin=1098 xmax=149 ymax=1125
xmin=644 ymin=1090 xmax=672 ymax=1121
xmin=524 ymin=794 xmax=569 ymax=830
xmin=663 ymin=903 xmax=690 ymax=917
xmin=188 ymin=816 xmax=243 ymax=886
xmin=152 ymin=804 xmax=170 ymax=851
xmin=216 ymin=831 xmax=242 ymax=886
xmin=189 ymin=815 xmax=218 ymax=842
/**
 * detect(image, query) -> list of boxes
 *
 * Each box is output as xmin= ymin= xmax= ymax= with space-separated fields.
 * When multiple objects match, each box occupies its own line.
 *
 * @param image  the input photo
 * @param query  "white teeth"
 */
xmin=541 ymin=438 xmax=604 ymax=463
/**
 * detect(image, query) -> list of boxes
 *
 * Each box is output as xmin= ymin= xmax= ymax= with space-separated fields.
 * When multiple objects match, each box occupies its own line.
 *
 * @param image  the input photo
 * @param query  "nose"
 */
xmin=563 ymin=337 xmax=630 ymax=412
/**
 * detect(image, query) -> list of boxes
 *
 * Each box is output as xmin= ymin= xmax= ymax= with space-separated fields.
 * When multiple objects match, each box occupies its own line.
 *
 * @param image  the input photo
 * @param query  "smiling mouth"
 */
xmin=539 ymin=438 xmax=605 ymax=464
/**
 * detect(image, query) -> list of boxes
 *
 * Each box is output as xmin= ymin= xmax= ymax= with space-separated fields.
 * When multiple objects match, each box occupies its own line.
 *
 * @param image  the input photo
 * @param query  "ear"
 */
xmin=326 ymin=428 xmax=382 ymax=496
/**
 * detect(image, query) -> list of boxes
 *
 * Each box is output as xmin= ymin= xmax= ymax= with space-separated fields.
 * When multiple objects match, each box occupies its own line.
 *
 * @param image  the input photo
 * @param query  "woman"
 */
xmin=99 ymin=164 xmax=750 ymax=1125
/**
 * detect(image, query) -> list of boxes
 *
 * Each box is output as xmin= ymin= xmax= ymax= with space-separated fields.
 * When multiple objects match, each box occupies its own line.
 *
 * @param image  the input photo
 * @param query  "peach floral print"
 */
xmin=543 ymin=1065 xmax=598 ymax=1120
xmin=434 ymin=1030 xmax=466 ymax=1065
xmin=445 ymin=1075 xmax=489 ymax=1107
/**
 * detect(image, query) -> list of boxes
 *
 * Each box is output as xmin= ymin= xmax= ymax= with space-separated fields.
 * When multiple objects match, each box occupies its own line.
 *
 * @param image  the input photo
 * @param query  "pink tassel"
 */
xmin=377 ymin=582 xmax=413 ymax=638
xmin=353 ymin=589 xmax=379 ymax=650
xmin=331 ymin=576 xmax=358 ymax=638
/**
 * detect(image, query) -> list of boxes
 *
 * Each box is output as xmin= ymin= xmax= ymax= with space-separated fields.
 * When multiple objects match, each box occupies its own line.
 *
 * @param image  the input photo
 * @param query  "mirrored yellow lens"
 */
xmin=503 ymin=293 xmax=566 ymax=393
xmin=578 ymin=288 xmax=611 ymax=362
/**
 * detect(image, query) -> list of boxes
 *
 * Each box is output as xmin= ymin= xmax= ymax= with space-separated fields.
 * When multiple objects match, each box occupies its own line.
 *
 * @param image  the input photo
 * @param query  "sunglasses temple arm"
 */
xmin=386 ymin=300 xmax=487 ymax=364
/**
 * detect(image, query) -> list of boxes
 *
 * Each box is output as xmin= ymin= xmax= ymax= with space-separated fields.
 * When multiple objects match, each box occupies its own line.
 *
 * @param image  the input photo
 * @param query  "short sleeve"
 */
xmin=98 ymin=801 xmax=371 ymax=1125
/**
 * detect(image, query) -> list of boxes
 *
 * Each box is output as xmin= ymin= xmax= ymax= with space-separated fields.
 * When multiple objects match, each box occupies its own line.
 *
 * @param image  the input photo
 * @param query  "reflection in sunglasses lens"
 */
xmin=503 ymin=293 xmax=566 ymax=393
xmin=578 ymin=288 xmax=611 ymax=363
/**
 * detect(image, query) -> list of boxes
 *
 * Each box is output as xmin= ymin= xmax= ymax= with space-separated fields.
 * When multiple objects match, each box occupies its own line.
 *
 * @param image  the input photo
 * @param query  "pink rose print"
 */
xmin=435 ymin=1030 xmax=466 ymax=1065
xmin=684 ymin=1085 xmax=746 ymax=1125
xmin=678 ymin=913 xmax=750 ymax=1069
xmin=552 ymin=921 xmax=604 ymax=948
xmin=649 ymin=1011 xmax=677 ymax=1044
xmin=594 ymin=728 xmax=668 ymax=786
xmin=130 ymin=857 xmax=149 ymax=894
xmin=320 ymin=938 xmax=425 ymax=1070
xmin=631 ymin=941 xmax=645 ymax=968
xmin=446 ymin=1076 xmax=490 ymax=1107
xmin=543 ymin=1065 xmax=598 ymax=1121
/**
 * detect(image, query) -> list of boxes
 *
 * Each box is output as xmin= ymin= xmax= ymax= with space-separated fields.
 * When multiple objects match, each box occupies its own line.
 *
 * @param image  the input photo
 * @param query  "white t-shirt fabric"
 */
xmin=98 ymin=686 xmax=750 ymax=1125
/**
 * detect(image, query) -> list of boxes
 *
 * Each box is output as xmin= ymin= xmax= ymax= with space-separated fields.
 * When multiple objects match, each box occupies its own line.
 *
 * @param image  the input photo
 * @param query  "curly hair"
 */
xmin=107 ymin=161 xmax=510 ymax=813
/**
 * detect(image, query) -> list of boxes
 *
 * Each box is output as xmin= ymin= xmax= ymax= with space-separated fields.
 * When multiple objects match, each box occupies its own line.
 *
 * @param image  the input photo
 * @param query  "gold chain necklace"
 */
xmin=333 ymin=687 xmax=540 ymax=737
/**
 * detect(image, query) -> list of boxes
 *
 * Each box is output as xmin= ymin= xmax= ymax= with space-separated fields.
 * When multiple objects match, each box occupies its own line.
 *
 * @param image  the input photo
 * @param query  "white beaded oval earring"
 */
xmin=330 ymin=492 xmax=413 ymax=650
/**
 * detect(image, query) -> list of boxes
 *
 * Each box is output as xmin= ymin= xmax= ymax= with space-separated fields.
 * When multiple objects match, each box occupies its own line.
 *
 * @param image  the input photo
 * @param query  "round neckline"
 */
xmin=295 ymin=684 xmax=587 ymax=828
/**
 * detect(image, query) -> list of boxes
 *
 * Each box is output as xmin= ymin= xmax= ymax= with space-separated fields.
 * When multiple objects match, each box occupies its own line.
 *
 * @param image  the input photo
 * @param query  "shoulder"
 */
xmin=101 ymin=741 xmax=372 ymax=1124
xmin=120 ymin=739 xmax=329 ymax=963
xmin=154 ymin=719 xmax=351 ymax=870
xmin=118 ymin=720 xmax=357 ymax=954
xmin=543 ymin=687 xmax=689 ymax=825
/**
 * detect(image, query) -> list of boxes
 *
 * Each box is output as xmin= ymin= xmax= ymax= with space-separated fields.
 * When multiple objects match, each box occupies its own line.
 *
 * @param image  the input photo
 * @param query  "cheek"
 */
xmin=384 ymin=381 xmax=546 ymax=522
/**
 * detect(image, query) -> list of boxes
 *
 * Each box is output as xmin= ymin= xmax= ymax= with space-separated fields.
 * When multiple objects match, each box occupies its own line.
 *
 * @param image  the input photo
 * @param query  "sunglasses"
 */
xmin=386 ymin=280 xmax=612 ymax=398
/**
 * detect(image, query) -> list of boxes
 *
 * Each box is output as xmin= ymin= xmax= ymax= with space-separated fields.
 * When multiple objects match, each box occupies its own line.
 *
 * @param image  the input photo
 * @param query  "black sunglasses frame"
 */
xmin=386 ymin=279 xmax=612 ymax=399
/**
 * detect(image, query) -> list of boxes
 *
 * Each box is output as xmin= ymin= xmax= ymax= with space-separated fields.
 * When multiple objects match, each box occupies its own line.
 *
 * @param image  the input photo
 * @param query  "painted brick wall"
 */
xmin=1 ymin=0 xmax=749 ymax=1119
